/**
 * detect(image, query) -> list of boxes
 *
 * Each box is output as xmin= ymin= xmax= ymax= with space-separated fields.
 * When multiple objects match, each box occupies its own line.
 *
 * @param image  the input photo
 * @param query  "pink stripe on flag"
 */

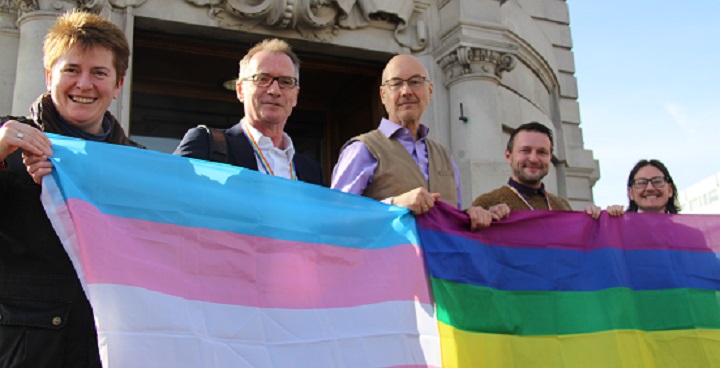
xmin=68 ymin=199 xmax=431 ymax=309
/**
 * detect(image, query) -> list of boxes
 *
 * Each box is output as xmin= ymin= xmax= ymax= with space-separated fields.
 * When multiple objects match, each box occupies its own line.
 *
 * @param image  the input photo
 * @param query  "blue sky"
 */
xmin=567 ymin=2 xmax=720 ymax=208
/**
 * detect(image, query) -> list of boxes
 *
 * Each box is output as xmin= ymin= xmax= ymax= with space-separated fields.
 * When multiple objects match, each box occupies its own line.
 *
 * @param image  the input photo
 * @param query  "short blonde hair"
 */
xmin=239 ymin=38 xmax=300 ymax=81
xmin=43 ymin=10 xmax=130 ymax=85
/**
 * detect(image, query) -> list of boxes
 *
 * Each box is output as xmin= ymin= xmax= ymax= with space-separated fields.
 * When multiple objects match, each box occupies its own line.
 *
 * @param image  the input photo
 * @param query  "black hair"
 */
xmin=626 ymin=159 xmax=680 ymax=214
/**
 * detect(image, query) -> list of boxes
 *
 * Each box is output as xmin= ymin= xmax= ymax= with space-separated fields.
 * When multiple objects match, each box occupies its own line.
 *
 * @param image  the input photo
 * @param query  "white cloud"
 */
xmin=664 ymin=101 xmax=688 ymax=127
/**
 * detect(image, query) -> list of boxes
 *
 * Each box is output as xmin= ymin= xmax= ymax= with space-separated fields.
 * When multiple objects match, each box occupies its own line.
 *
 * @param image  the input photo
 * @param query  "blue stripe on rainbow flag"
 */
xmin=420 ymin=228 xmax=720 ymax=291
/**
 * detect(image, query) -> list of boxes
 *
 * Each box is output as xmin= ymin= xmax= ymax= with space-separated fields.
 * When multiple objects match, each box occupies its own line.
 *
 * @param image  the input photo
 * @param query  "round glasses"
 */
xmin=631 ymin=176 xmax=668 ymax=189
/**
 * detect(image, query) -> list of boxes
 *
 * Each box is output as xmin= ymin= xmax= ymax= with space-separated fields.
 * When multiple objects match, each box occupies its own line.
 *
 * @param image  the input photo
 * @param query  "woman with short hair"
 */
xmin=0 ymin=11 xmax=141 ymax=367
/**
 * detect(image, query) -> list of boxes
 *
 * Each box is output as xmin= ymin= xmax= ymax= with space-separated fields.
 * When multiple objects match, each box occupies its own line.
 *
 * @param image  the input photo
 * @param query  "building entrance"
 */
xmin=129 ymin=30 xmax=386 ymax=181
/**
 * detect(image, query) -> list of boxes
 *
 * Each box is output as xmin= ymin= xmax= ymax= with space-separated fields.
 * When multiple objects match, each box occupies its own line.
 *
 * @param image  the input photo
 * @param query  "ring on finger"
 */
xmin=17 ymin=132 xmax=24 ymax=139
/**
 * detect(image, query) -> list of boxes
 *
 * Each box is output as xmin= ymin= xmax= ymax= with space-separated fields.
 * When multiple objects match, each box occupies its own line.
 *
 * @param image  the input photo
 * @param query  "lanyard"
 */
xmin=242 ymin=121 xmax=296 ymax=180
xmin=504 ymin=184 xmax=552 ymax=210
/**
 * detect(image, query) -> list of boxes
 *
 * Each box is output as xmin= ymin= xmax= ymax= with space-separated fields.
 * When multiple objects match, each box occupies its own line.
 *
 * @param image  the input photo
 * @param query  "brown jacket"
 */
xmin=472 ymin=184 xmax=572 ymax=211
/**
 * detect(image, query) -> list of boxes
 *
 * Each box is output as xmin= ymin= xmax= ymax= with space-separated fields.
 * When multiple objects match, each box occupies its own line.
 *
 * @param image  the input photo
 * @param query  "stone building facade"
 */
xmin=0 ymin=0 xmax=599 ymax=208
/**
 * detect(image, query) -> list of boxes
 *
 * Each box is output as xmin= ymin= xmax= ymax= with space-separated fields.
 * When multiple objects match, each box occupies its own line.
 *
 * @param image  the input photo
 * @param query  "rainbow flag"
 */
xmin=40 ymin=134 xmax=441 ymax=367
xmin=417 ymin=202 xmax=720 ymax=367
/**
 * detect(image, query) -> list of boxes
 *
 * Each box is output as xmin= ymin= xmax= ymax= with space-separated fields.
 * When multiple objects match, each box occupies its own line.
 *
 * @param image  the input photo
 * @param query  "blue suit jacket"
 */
xmin=174 ymin=123 xmax=325 ymax=186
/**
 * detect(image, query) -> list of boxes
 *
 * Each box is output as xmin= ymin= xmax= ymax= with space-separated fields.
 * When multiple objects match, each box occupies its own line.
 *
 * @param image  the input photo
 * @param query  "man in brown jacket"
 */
xmin=472 ymin=122 xmax=601 ymax=218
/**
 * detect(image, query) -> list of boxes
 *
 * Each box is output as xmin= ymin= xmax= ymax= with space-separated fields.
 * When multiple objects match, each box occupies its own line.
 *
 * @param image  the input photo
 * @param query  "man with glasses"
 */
xmin=331 ymin=54 xmax=501 ymax=230
xmin=471 ymin=122 xmax=602 ymax=218
xmin=175 ymin=38 xmax=324 ymax=186
xmin=606 ymin=159 xmax=680 ymax=215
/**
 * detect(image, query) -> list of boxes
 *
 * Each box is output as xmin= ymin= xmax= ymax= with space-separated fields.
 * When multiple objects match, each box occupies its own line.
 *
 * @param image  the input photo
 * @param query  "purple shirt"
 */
xmin=331 ymin=118 xmax=463 ymax=208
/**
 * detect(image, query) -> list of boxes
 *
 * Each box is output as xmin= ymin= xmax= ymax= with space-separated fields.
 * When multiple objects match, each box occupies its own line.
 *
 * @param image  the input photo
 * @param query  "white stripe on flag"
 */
xmin=90 ymin=284 xmax=441 ymax=368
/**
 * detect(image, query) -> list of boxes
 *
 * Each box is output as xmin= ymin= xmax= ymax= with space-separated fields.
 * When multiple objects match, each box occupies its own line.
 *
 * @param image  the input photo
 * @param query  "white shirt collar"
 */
xmin=242 ymin=119 xmax=296 ymax=179
xmin=242 ymin=119 xmax=296 ymax=159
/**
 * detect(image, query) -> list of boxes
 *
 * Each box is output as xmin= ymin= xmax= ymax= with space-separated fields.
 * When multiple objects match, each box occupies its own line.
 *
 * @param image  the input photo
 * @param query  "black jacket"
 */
xmin=174 ymin=123 xmax=325 ymax=186
xmin=0 ymin=95 xmax=140 ymax=367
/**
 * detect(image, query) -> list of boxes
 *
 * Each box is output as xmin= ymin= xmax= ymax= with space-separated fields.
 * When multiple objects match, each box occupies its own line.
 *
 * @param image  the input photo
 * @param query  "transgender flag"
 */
xmin=41 ymin=134 xmax=441 ymax=368
xmin=418 ymin=202 xmax=720 ymax=367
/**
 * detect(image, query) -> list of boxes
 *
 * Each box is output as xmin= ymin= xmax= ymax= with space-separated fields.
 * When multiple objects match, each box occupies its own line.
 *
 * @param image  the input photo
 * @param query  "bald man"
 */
xmin=331 ymin=55 xmax=506 ymax=230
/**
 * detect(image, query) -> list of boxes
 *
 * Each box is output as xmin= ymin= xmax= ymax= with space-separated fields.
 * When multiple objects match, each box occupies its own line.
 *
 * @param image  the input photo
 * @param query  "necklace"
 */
xmin=242 ymin=120 xmax=296 ymax=180
xmin=504 ymin=184 xmax=552 ymax=210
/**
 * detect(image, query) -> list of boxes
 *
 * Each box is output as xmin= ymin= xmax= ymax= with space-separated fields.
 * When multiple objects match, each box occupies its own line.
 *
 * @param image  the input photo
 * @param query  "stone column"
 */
xmin=107 ymin=0 xmax=149 ymax=133
xmin=433 ymin=0 xmax=518 ymax=207
xmin=0 ymin=10 xmax=20 ymax=114
xmin=12 ymin=10 xmax=58 ymax=115
xmin=437 ymin=45 xmax=516 ymax=208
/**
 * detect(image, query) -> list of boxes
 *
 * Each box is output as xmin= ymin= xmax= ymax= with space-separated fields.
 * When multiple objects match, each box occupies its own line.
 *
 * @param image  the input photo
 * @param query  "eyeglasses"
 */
xmin=631 ymin=176 xmax=669 ymax=189
xmin=242 ymin=73 xmax=298 ymax=89
xmin=382 ymin=76 xmax=428 ymax=91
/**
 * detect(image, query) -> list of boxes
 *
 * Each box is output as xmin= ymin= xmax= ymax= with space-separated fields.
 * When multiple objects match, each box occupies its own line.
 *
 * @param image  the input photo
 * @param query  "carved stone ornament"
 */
xmin=188 ymin=0 xmax=423 ymax=46
xmin=16 ymin=0 xmax=38 ymax=14
xmin=13 ymin=0 xmax=109 ymax=16
xmin=1 ymin=0 xmax=20 ymax=13
xmin=108 ymin=0 xmax=146 ymax=8
xmin=438 ymin=45 xmax=516 ymax=82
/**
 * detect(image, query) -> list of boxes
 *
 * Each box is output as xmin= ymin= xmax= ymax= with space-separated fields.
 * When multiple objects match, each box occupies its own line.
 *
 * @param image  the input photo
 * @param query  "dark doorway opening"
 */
xmin=129 ymin=29 xmax=387 ymax=181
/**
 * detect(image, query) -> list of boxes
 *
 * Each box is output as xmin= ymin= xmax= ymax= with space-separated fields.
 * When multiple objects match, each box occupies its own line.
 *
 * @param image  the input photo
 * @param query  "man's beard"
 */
xmin=514 ymin=166 xmax=548 ymax=186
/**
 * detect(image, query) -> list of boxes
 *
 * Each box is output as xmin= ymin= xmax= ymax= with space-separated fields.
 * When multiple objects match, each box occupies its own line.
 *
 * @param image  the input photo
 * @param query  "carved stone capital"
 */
xmin=438 ymin=45 xmax=516 ymax=84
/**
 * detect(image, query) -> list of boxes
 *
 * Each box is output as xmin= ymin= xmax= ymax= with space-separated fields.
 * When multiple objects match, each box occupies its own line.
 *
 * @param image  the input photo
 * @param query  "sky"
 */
xmin=567 ymin=2 xmax=720 ymax=208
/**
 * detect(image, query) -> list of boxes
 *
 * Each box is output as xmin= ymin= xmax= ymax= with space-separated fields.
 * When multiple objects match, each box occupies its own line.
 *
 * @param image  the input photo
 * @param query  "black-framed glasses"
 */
xmin=382 ymin=76 xmax=428 ymax=91
xmin=631 ymin=176 xmax=668 ymax=189
xmin=242 ymin=73 xmax=298 ymax=89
